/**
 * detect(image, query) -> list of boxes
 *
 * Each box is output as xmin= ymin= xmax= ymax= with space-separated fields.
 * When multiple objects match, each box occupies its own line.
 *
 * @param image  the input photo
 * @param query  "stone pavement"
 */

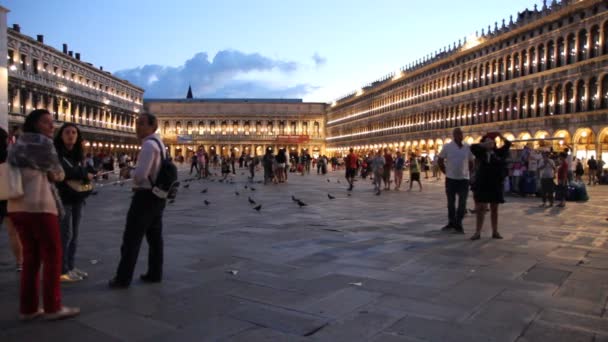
xmin=1 ymin=167 xmax=607 ymax=341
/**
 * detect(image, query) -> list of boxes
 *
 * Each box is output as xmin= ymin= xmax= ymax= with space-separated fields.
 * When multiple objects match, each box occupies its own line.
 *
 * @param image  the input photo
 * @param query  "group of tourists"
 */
xmin=1 ymin=109 xmax=168 ymax=321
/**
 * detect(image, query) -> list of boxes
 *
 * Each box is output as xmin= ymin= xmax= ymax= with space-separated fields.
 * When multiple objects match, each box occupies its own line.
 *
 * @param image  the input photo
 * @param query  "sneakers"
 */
xmin=19 ymin=308 xmax=43 ymax=321
xmin=60 ymin=271 xmax=83 ymax=283
xmin=71 ymin=268 xmax=88 ymax=279
xmin=44 ymin=306 xmax=80 ymax=321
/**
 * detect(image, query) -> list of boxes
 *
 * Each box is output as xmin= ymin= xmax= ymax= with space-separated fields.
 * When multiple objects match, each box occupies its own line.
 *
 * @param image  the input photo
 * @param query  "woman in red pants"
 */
xmin=7 ymin=109 xmax=80 ymax=321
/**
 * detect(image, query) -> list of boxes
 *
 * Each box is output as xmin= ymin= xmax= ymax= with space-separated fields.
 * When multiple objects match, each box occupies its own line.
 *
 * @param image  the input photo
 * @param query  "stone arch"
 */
xmin=552 ymin=129 xmax=572 ymax=152
xmin=597 ymin=127 xmax=608 ymax=165
xmin=572 ymin=128 xmax=596 ymax=159
xmin=514 ymin=131 xmax=532 ymax=149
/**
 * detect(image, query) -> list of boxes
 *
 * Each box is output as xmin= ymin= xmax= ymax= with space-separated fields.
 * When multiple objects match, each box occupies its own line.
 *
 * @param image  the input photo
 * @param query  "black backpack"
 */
xmin=148 ymin=138 xmax=179 ymax=199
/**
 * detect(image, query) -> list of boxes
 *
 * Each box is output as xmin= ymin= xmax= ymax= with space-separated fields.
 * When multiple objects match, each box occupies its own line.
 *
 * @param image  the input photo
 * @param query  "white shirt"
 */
xmin=438 ymin=141 xmax=474 ymax=180
xmin=131 ymin=133 xmax=165 ymax=189
xmin=538 ymin=159 xmax=555 ymax=179
xmin=566 ymin=154 xmax=575 ymax=171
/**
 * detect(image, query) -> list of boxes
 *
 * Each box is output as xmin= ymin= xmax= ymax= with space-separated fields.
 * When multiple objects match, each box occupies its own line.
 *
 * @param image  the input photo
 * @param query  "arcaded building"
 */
xmin=326 ymin=0 xmax=608 ymax=162
xmin=7 ymin=24 xmax=143 ymax=153
xmin=145 ymin=98 xmax=326 ymax=159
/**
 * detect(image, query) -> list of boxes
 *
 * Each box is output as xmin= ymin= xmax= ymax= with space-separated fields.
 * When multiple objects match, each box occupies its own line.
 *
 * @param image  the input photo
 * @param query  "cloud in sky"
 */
xmin=114 ymin=50 xmax=316 ymax=99
xmin=312 ymin=52 xmax=327 ymax=67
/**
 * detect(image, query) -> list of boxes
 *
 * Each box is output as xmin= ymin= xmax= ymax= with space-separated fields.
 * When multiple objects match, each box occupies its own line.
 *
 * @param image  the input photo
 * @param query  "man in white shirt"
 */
xmin=110 ymin=113 xmax=166 ymax=289
xmin=438 ymin=127 xmax=475 ymax=234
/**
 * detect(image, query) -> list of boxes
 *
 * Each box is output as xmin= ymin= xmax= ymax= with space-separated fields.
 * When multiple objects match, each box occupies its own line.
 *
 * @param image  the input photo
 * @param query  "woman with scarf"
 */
xmin=7 ymin=109 xmax=80 ymax=320
xmin=54 ymin=123 xmax=95 ymax=282
xmin=469 ymin=132 xmax=511 ymax=241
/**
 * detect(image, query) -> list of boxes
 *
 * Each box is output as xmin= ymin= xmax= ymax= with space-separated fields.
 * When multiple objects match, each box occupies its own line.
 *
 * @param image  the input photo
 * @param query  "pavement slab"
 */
xmin=0 ymin=167 xmax=607 ymax=341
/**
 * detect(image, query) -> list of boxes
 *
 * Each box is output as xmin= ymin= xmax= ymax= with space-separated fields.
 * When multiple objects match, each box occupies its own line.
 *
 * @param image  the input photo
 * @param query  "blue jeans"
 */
xmin=445 ymin=178 xmax=469 ymax=228
xmin=60 ymin=202 xmax=83 ymax=274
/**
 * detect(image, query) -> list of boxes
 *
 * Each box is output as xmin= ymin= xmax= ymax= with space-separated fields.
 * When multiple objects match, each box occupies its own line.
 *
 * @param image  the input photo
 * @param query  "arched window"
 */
xmin=578 ymin=29 xmax=588 ymax=61
xmin=591 ymin=25 xmax=600 ymax=58
xmin=526 ymin=90 xmax=534 ymax=118
xmin=576 ymin=80 xmax=585 ymax=112
xmin=491 ymin=60 xmax=497 ymax=83
xmin=513 ymin=53 xmax=520 ymax=78
xmin=536 ymin=88 xmax=543 ymax=117
xmin=547 ymin=40 xmax=555 ymax=69
xmin=601 ymin=75 xmax=608 ymax=109
xmin=163 ymin=121 xmax=169 ymax=134
xmin=590 ymin=77 xmax=599 ymax=110
xmin=555 ymin=84 xmax=563 ymax=115
xmin=529 ymin=47 xmax=536 ymax=74
xmin=567 ymin=33 xmax=576 ymax=64
xmin=505 ymin=55 xmax=512 ymax=80
xmin=186 ymin=121 xmax=193 ymax=134
xmin=521 ymin=50 xmax=528 ymax=76
xmin=557 ymin=37 xmax=565 ymax=67
xmin=546 ymin=87 xmax=554 ymax=115
xmin=565 ymin=83 xmax=574 ymax=114
xmin=175 ymin=121 xmax=182 ymax=134
xmin=604 ymin=21 xmax=608 ymax=54
xmin=198 ymin=121 xmax=204 ymax=134
xmin=538 ymin=44 xmax=546 ymax=71
xmin=498 ymin=58 xmax=504 ymax=82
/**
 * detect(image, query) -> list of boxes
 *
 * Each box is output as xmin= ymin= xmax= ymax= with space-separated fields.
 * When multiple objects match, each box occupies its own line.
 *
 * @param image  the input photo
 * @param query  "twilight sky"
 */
xmin=4 ymin=0 xmax=540 ymax=102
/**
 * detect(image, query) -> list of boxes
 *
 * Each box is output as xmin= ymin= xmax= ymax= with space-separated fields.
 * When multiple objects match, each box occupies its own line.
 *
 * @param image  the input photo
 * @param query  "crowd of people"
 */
xmin=1 ymin=110 xmax=607 ymax=322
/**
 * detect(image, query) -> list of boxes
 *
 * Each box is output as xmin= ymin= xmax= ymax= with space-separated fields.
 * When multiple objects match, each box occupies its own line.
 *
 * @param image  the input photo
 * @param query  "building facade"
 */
xmin=326 ymin=0 xmax=608 ymax=163
xmin=7 ymin=24 xmax=143 ymax=153
xmin=145 ymin=99 xmax=326 ymax=159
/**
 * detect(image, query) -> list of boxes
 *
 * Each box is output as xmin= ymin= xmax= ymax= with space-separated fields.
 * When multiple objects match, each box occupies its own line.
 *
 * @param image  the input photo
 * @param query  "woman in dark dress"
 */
xmin=470 ymin=133 xmax=511 ymax=241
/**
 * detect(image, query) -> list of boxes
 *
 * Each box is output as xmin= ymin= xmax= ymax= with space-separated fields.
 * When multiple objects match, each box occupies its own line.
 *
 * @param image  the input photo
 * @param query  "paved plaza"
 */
xmin=1 ymin=167 xmax=608 ymax=341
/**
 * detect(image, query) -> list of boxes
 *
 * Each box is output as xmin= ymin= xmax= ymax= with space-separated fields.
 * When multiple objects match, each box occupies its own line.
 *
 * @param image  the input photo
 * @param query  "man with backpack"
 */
xmin=110 ymin=113 xmax=176 ymax=289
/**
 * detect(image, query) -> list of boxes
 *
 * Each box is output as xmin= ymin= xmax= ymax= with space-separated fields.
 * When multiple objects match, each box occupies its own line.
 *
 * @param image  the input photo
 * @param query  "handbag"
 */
xmin=0 ymin=162 xmax=24 ymax=200
xmin=62 ymin=157 xmax=94 ymax=196
xmin=65 ymin=179 xmax=94 ymax=193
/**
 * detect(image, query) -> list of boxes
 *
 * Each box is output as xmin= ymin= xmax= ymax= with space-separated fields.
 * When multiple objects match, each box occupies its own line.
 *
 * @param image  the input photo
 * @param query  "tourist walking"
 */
xmin=538 ymin=152 xmax=556 ymax=208
xmin=438 ymin=127 xmax=475 ymax=234
xmin=263 ymin=148 xmax=275 ymax=184
xmin=371 ymin=150 xmax=385 ymax=195
xmin=54 ymin=123 xmax=96 ymax=282
xmin=469 ymin=132 xmax=511 ymax=241
xmin=394 ymin=151 xmax=405 ymax=190
xmin=110 ymin=113 xmax=167 ymax=288
xmin=587 ymin=155 xmax=598 ymax=185
xmin=345 ymin=148 xmax=358 ymax=191
xmin=7 ymin=109 xmax=80 ymax=320
xmin=408 ymin=153 xmax=422 ymax=192
xmin=383 ymin=148 xmax=393 ymax=190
